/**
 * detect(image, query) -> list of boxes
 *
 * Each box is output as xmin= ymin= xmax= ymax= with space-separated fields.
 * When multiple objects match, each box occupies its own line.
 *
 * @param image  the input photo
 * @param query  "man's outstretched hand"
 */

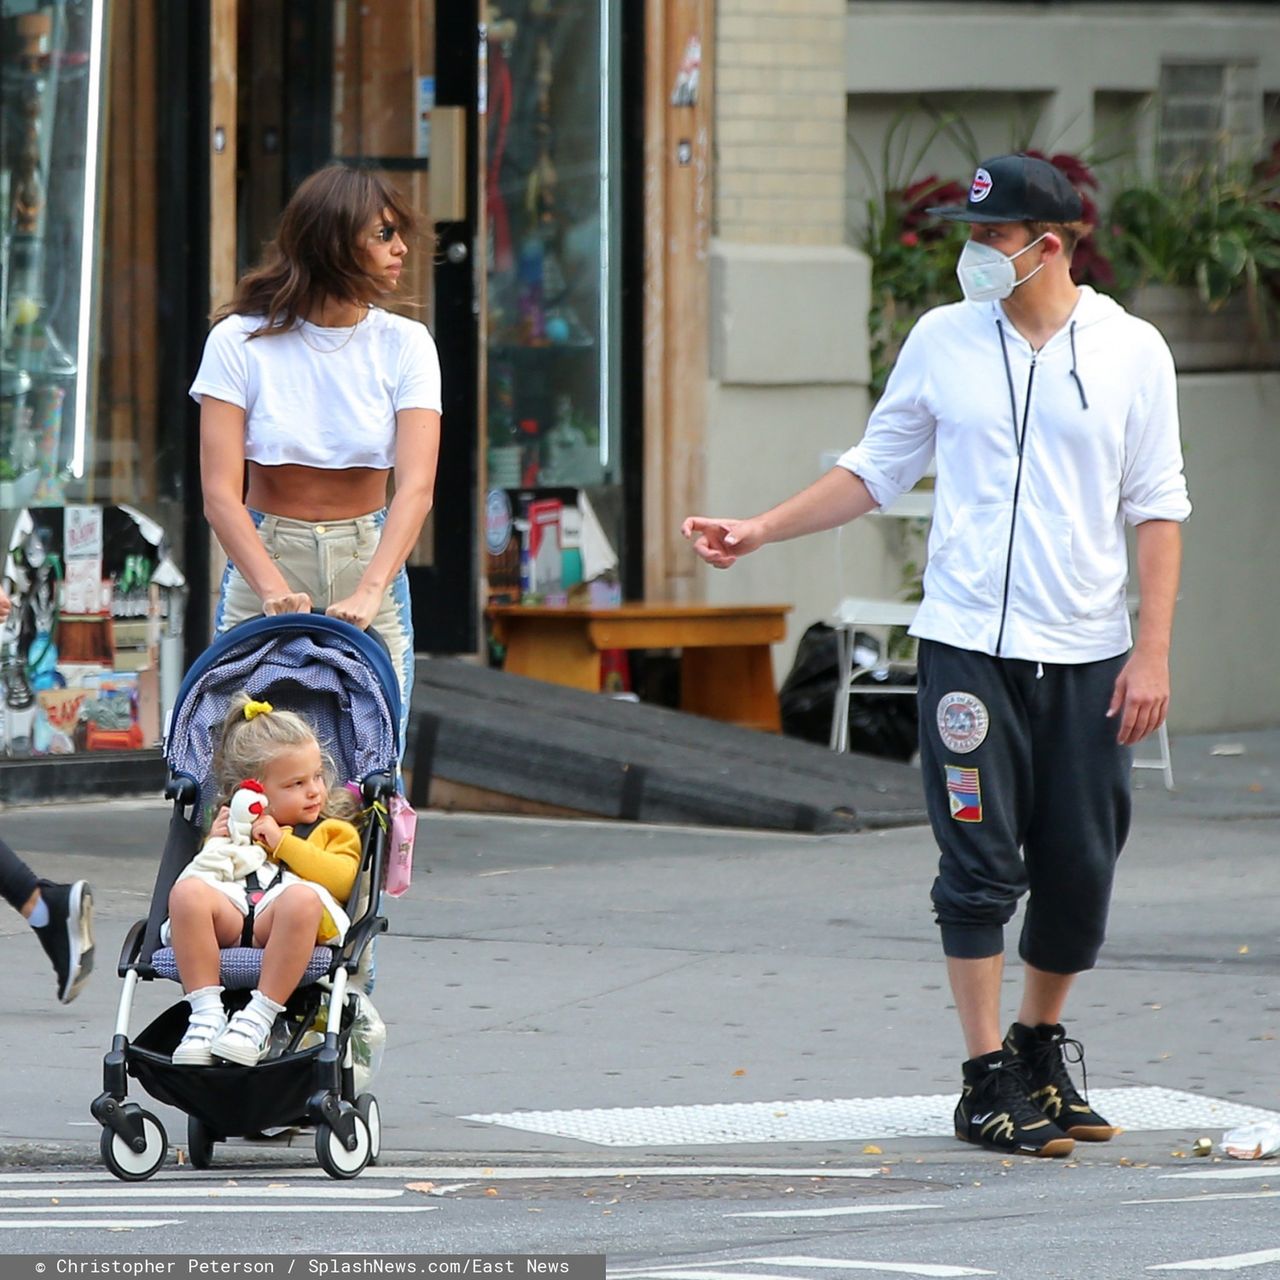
xmin=681 ymin=516 xmax=766 ymax=569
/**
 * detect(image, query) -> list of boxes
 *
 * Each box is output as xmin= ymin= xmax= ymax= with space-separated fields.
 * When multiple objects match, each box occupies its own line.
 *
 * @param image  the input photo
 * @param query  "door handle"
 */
xmin=445 ymin=241 xmax=469 ymax=265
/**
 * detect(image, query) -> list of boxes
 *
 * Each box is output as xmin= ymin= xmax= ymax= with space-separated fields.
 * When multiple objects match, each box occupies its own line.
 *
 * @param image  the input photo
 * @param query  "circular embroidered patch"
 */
xmin=936 ymin=691 xmax=990 ymax=754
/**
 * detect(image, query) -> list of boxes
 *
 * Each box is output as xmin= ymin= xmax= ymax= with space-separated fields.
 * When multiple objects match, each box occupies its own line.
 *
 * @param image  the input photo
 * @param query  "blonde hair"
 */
xmin=212 ymin=691 xmax=358 ymax=822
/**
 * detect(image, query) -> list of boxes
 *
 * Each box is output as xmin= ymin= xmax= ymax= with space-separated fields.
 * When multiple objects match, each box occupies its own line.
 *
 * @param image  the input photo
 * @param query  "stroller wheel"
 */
xmin=355 ymin=1094 xmax=381 ymax=1165
xmin=187 ymin=1116 xmax=216 ymax=1170
xmin=316 ymin=1112 xmax=371 ymax=1180
xmin=100 ymin=1107 xmax=167 ymax=1181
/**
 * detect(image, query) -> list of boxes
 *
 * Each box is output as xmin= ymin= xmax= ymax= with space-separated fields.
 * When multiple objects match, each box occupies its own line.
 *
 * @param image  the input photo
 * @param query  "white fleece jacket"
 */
xmin=837 ymin=287 xmax=1191 ymax=664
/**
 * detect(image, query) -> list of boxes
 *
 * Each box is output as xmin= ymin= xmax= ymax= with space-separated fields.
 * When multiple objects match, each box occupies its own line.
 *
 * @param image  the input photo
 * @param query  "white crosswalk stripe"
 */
xmin=0 ymin=1173 xmax=434 ymax=1235
xmin=610 ymin=1261 xmax=993 ymax=1279
xmin=0 ymin=1219 xmax=182 ymax=1230
xmin=1148 ymin=1247 xmax=1280 ymax=1272
xmin=725 ymin=1205 xmax=942 ymax=1220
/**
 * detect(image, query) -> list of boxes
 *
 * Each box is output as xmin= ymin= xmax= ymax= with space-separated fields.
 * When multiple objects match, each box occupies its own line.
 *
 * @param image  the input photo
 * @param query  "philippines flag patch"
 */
xmin=946 ymin=765 xmax=983 ymax=823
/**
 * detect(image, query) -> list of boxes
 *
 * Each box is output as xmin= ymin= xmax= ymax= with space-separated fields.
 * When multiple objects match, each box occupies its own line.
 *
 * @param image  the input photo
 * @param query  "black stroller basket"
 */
xmin=91 ymin=615 xmax=403 ymax=1180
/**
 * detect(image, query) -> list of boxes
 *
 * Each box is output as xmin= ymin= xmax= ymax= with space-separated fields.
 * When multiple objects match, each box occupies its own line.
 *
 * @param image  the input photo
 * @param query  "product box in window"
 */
xmin=484 ymin=486 xmax=579 ymax=607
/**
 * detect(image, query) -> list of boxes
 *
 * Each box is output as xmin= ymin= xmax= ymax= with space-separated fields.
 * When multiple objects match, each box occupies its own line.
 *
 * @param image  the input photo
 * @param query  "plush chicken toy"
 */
xmin=176 ymin=778 xmax=272 ymax=889
xmin=226 ymin=779 xmax=269 ymax=844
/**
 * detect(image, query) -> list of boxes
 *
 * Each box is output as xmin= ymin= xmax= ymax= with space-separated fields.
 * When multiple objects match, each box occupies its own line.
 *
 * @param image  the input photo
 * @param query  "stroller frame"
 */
xmin=90 ymin=615 xmax=401 ymax=1181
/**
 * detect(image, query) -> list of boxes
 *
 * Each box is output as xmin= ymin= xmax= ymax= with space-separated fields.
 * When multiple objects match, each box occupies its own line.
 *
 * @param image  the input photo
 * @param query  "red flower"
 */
xmin=893 ymin=176 xmax=968 ymax=242
xmin=900 ymin=231 xmax=920 ymax=247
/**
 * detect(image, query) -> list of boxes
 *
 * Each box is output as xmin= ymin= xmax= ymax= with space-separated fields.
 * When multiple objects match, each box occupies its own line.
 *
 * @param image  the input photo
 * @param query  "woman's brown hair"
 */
xmin=214 ymin=164 xmax=417 ymax=338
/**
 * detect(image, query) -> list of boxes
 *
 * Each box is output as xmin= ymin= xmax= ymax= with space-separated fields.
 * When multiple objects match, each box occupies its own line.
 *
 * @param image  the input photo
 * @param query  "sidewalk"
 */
xmin=1128 ymin=726 xmax=1280 ymax=819
xmin=1 ymin=727 xmax=1278 ymax=1167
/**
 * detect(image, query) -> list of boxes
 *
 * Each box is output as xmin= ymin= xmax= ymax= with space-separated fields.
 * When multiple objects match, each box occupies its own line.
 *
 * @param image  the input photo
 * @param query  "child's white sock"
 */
xmin=186 ymin=985 xmax=224 ymax=1017
xmin=241 ymin=989 xmax=287 ymax=1037
xmin=172 ymin=985 xmax=228 ymax=1063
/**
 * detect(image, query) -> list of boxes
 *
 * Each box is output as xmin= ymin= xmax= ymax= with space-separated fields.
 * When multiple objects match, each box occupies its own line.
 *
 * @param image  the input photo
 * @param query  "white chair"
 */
xmin=1132 ymin=721 xmax=1175 ymax=791
xmin=823 ymin=452 xmax=933 ymax=754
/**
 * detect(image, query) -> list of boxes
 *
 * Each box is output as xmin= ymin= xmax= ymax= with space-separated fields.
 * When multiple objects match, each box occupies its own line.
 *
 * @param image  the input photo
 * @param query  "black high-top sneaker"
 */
xmin=1003 ymin=1021 xmax=1122 ymax=1142
xmin=954 ymin=1049 xmax=1075 ymax=1157
xmin=32 ymin=879 xmax=95 ymax=1004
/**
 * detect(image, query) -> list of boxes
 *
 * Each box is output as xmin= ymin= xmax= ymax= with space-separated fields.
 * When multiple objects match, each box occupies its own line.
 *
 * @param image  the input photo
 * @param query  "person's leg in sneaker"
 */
xmin=210 ymin=886 xmax=324 ymax=1065
xmin=31 ymin=879 xmax=96 ymax=1004
xmin=173 ymin=985 xmax=229 ymax=1065
xmin=167 ymin=876 xmax=246 ymax=1062
xmin=918 ymin=644 xmax=1075 ymax=1153
xmin=1009 ymin=654 xmax=1132 ymax=1139
xmin=211 ymin=989 xmax=286 ymax=1066
xmin=1003 ymin=1018 xmax=1120 ymax=1141
xmin=2 ymin=839 xmax=95 ymax=1004
xmin=954 ymin=1049 xmax=1073 ymax=1157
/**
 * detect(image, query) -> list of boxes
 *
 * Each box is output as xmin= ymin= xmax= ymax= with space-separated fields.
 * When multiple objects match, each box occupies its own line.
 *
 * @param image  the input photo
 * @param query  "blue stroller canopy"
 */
xmin=166 ymin=615 xmax=400 ymax=816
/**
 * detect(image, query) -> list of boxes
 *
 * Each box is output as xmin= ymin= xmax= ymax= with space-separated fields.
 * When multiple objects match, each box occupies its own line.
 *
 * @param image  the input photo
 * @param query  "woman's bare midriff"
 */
xmin=245 ymin=462 xmax=391 ymax=521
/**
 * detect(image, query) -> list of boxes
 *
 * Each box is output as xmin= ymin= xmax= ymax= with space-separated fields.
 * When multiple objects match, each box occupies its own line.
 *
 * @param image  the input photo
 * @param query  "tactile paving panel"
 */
xmin=465 ymin=1087 xmax=1280 ymax=1147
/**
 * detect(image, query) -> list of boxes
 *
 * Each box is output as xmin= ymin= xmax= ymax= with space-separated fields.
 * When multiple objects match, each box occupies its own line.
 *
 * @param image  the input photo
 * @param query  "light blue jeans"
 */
xmin=213 ymin=508 xmax=415 ymax=757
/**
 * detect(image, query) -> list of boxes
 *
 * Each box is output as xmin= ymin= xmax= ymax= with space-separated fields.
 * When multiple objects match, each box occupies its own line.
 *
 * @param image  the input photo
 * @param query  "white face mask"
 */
xmin=955 ymin=233 xmax=1048 ymax=302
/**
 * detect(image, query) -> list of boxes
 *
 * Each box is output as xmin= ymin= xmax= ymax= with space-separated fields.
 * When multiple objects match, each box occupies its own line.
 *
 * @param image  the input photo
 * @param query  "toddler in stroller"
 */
xmin=169 ymin=693 xmax=363 ymax=1067
xmin=92 ymin=614 xmax=401 ymax=1181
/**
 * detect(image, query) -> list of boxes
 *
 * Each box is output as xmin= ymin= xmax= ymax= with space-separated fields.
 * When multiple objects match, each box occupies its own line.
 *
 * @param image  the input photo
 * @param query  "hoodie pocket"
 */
xmin=923 ymin=503 xmax=1009 ymax=612
xmin=1009 ymin=505 xmax=1105 ymax=626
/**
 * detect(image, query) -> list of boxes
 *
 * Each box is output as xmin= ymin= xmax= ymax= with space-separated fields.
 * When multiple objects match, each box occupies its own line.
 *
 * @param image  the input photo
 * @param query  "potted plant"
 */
xmin=1103 ymin=152 xmax=1280 ymax=370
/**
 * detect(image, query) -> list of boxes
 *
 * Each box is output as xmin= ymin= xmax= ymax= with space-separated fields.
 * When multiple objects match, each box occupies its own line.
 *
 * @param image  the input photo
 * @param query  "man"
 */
xmin=683 ymin=154 xmax=1190 ymax=1158
xmin=0 ymin=583 xmax=95 ymax=1004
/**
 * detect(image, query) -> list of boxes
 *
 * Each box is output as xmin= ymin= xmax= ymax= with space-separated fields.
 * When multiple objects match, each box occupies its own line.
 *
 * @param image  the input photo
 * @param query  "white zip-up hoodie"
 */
xmin=837 ymin=286 xmax=1191 ymax=664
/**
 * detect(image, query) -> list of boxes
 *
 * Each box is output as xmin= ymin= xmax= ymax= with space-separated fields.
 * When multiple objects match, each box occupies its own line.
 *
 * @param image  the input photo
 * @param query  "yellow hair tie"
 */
xmin=244 ymin=699 xmax=273 ymax=721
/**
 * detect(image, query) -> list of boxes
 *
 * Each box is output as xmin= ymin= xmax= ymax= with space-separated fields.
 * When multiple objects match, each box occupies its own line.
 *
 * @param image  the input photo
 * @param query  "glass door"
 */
xmin=329 ymin=0 xmax=480 ymax=654
xmin=483 ymin=2 xmax=623 ymax=608
xmin=256 ymin=0 xmax=481 ymax=654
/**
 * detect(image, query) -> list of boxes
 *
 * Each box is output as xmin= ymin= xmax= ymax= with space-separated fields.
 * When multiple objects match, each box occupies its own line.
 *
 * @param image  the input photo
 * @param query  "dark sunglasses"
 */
xmin=373 ymin=224 xmax=400 ymax=244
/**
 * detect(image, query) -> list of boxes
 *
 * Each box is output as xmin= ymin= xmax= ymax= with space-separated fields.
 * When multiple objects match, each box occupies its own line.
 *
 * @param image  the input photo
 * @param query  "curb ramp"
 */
xmin=406 ymin=659 xmax=927 ymax=834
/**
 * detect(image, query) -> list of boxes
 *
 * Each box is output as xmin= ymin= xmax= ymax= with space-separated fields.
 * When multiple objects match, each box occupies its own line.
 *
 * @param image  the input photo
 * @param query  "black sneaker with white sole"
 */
xmin=32 ymin=879 xmax=95 ymax=1004
xmin=955 ymin=1049 xmax=1075 ymax=1157
xmin=1003 ymin=1021 xmax=1122 ymax=1142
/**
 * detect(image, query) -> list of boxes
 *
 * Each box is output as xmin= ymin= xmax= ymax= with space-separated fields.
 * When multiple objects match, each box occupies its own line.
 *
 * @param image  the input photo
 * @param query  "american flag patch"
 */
xmin=946 ymin=765 xmax=982 ymax=823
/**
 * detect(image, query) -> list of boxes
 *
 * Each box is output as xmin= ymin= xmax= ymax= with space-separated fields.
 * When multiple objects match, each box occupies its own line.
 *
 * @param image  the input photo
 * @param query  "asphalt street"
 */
xmin=0 ymin=727 xmax=1278 ymax=1275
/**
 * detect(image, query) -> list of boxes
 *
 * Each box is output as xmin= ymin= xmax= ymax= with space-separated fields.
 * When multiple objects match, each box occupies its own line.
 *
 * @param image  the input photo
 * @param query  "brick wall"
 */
xmin=715 ymin=0 xmax=847 ymax=246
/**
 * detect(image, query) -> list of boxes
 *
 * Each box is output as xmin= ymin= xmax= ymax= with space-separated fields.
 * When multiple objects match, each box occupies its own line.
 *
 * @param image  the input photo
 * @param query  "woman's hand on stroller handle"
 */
xmin=325 ymin=583 xmax=382 ymax=631
xmin=264 ymin=590 xmax=313 ymax=616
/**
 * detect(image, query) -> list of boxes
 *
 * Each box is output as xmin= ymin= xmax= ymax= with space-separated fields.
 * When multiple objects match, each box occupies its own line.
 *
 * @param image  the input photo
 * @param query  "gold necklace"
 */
xmin=296 ymin=305 xmax=368 ymax=354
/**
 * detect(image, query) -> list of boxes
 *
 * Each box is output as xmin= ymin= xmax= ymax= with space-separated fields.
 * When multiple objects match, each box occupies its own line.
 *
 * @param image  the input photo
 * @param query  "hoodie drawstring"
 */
xmin=1069 ymin=320 xmax=1089 ymax=410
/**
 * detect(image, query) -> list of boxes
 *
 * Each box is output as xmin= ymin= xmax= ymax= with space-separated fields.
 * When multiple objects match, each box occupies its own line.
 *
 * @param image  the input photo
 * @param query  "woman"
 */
xmin=190 ymin=165 xmax=441 ymax=750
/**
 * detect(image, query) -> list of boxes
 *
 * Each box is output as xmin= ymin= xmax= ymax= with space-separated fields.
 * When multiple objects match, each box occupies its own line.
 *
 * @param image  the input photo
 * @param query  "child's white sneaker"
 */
xmin=211 ymin=1010 xmax=273 ymax=1066
xmin=172 ymin=1009 xmax=229 ymax=1065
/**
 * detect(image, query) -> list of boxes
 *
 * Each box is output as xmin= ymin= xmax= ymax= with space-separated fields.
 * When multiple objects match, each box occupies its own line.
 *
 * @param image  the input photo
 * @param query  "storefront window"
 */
xmin=484 ymin=3 xmax=623 ymax=603
xmin=1 ymin=0 xmax=186 ymax=760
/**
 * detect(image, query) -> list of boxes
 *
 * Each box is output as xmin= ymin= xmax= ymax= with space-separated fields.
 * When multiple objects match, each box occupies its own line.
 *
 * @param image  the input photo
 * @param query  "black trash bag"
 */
xmin=779 ymin=622 xmax=918 ymax=761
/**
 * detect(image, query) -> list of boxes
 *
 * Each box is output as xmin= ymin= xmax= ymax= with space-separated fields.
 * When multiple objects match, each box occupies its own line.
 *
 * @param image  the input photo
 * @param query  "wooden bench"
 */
xmin=487 ymin=603 xmax=792 ymax=732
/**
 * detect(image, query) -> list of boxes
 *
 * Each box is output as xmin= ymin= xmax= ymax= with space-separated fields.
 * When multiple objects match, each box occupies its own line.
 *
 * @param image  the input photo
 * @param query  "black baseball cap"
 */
xmin=927 ymin=154 xmax=1084 ymax=224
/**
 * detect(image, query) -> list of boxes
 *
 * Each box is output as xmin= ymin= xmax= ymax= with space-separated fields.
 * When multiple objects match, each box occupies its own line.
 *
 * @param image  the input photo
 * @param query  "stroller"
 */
xmin=91 ymin=614 xmax=401 ymax=1181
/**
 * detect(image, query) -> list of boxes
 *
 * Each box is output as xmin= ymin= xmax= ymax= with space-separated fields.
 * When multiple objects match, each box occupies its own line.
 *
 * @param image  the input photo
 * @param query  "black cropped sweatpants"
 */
xmin=918 ymin=639 xmax=1133 ymax=974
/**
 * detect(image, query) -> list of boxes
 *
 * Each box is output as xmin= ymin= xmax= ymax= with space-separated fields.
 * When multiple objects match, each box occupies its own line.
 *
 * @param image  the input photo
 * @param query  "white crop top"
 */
xmin=188 ymin=307 xmax=442 ymax=470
